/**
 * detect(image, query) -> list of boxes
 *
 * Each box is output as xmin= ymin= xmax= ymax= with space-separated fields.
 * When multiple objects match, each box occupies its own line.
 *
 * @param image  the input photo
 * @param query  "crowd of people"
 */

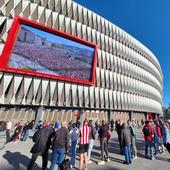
xmin=1 ymin=118 xmax=170 ymax=170
xmin=13 ymin=42 xmax=92 ymax=80
xmin=115 ymin=119 xmax=170 ymax=164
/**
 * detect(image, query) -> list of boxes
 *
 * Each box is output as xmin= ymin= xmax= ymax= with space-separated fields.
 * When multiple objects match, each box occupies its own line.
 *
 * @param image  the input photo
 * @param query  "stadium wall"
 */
xmin=0 ymin=0 xmax=163 ymax=124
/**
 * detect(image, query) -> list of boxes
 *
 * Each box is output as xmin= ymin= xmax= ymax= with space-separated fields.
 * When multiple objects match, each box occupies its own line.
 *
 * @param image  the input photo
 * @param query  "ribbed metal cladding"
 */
xmin=0 ymin=0 xmax=163 ymax=115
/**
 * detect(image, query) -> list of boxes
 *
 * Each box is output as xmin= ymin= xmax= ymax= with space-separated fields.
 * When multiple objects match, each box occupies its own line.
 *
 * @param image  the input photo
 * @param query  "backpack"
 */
xmin=61 ymin=158 xmax=71 ymax=170
xmin=143 ymin=126 xmax=151 ymax=136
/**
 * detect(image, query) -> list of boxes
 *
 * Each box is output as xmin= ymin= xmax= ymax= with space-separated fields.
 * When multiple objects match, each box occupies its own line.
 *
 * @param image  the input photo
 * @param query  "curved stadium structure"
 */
xmin=0 ymin=0 xmax=163 ymax=124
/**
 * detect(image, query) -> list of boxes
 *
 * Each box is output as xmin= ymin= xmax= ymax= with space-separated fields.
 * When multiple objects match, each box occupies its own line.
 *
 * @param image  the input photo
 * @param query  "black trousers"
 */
xmin=6 ymin=129 xmax=11 ymax=143
xmin=164 ymin=143 xmax=170 ymax=153
xmin=100 ymin=137 xmax=109 ymax=161
xmin=27 ymin=149 xmax=49 ymax=170
xmin=118 ymin=133 xmax=123 ymax=153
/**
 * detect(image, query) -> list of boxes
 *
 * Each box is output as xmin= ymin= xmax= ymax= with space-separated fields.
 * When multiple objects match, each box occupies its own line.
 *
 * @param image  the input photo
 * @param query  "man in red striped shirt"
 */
xmin=79 ymin=119 xmax=90 ymax=170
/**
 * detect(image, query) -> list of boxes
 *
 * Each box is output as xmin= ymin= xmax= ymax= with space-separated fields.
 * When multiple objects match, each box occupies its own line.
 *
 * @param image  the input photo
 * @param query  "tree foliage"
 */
xmin=167 ymin=108 xmax=170 ymax=119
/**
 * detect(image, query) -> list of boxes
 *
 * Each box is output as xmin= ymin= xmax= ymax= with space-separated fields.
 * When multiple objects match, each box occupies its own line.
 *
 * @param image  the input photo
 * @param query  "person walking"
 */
xmin=11 ymin=120 xmax=23 ymax=143
xmin=121 ymin=122 xmax=132 ymax=165
xmin=116 ymin=120 xmax=124 ymax=154
xmin=69 ymin=123 xmax=79 ymax=168
xmin=54 ymin=121 xmax=60 ymax=130
xmin=155 ymin=120 xmax=165 ymax=154
xmin=151 ymin=120 xmax=159 ymax=156
xmin=88 ymin=120 xmax=96 ymax=164
xmin=49 ymin=121 xmax=69 ymax=170
xmin=95 ymin=120 xmax=100 ymax=132
xmin=98 ymin=120 xmax=109 ymax=166
xmin=128 ymin=119 xmax=138 ymax=159
xmin=35 ymin=120 xmax=42 ymax=130
xmin=21 ymin=120 xmax=35 ymax=142
xmin=110 ymin=119 xmax=114 ymax=132
xmin=142 ymin=120 xmax=155 ymax=160
xmin=27 ymin=121 xmax=54 ymax=170
xmin=21 ymin=121 xmax=30 ymax=141
xmin=6 ymin=121 xmax=12 ymax=143
xmin=78 ymin=119 xmax=90 ymax=170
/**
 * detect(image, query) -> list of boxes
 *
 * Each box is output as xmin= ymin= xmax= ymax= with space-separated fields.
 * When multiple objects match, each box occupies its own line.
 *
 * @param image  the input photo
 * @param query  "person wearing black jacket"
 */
xmin=27 ymin=121 xmax=54 ymax=170
xmin=88 ymin=120 xmax=96 ymax=163
xmin=121 ymin=122 xmax=132 ymax=165
xmin=49 ymin=121 xmax=69 ymax=170
xmin=116 ymin=120 xmax=124 ymax=154
xmin=98 ymin=120 xmax=109 ymax=165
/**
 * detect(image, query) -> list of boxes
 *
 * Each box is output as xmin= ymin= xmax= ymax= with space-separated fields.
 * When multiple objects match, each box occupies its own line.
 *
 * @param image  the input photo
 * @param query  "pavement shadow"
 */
xmin=90 ymin=146 xmax=123 ymax=164
xmin=155 ymin=156 xmax=170 ymax=162
xmin=108 ymin=139 xmax=122 ymax=155
xmin=109 ymin=156 xmax=124 ymax=164
xmin=137 ymin=152 xmax=146 ymax=159
xmin=2 ymin=150 xmax=41 ymax=170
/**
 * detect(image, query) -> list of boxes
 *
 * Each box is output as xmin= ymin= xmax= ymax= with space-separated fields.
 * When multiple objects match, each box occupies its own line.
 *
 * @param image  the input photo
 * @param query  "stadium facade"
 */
xmin=0 ymin=0 xmax=163 ymax=124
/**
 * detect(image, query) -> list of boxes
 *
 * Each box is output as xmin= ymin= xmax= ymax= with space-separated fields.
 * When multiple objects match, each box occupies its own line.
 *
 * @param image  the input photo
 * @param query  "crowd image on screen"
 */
xmin=9 ymin=25 xmax=95 ymax=81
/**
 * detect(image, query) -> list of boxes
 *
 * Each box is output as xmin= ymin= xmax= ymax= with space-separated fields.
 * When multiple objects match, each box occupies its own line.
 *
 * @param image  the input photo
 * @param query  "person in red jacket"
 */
xmin=142 ymin=120 xmax=155 ymax=160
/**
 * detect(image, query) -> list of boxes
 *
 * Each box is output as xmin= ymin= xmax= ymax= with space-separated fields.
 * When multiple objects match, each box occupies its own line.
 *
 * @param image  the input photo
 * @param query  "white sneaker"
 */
xmin=88 ymin=160 xmax=92 ymax=164
xmin=151 ymin=157 xmax=155 ymax=160
xmin=105 ymin=158 xmax=110 ymax=162
xmin=133 ymin=156 xmax=138 ymax=160
xmin=98 ymin=161 xmax=105 ymax=165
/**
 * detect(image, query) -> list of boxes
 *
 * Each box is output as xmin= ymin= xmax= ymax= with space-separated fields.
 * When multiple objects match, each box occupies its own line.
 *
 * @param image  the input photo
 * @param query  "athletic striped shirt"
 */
xmin=80 ymin=125 xmax=90 ymax=145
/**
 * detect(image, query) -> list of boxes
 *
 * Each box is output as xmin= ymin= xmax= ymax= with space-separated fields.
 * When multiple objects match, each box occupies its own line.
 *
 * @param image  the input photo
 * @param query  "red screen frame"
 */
xmin=0 ymin=16 xmax=97 ymax=85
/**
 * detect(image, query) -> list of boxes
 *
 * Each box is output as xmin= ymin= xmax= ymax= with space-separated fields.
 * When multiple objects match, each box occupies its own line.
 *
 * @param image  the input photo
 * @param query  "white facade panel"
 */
xmin=0 ymin=0 xmax=163 ymax=115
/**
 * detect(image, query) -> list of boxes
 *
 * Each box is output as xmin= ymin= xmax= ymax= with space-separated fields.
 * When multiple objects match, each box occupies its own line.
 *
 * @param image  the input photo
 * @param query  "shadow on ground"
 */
xmin=2 ymin=150 xmax=41 ymax=170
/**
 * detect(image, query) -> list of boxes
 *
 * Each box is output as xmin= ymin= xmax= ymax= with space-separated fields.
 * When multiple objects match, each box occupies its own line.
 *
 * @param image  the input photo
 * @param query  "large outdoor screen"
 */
xmin=0 ymin=16 xmax=97 ymax=85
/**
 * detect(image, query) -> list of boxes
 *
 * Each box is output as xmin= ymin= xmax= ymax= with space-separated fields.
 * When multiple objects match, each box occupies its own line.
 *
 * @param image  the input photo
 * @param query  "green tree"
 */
xmin=167 ymin=108 xmax=170 ymax=119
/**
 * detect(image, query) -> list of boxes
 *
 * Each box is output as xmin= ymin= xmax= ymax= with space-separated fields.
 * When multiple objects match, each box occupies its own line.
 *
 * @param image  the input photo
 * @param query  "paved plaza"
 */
xmin=0 ymin=129 xmax=169 ymax=170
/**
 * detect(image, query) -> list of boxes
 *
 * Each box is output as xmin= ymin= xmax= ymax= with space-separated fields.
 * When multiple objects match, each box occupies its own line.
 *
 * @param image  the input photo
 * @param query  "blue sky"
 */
xmin=75 ymin=0 xmax=170 ymax=107
xmin=21 ymin=25 xmax=94 ymax=52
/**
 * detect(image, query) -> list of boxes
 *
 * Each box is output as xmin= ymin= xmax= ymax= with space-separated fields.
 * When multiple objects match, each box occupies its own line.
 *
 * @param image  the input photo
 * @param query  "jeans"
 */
xmin=71 ymin=140 xmax=77 ymax=166
xmin=50 ymin=148 xmax=65 ymax=170
xmin=22 ymin=129 xmax=30 ymax=141
xmin=88 ymin=139 xmax=94 ymax=160
xmin=154 ymin=141 xmax=159 ymax=155
xmin=124 ymin=145 xmax=132 ymax=163
xmin=158 ymin=137 xmax=165 ymax=152
xmin=145 ymin=140 xmax=154 ymax=159
xmin=100 ymin=137 xmax=108 ymax=161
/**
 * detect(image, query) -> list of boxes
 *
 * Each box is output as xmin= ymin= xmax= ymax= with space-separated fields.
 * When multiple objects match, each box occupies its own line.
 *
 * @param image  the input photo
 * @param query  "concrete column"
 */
xmin=34 ymin=106 xmax=43 ymax=128
xmin=108 ymin=110 xmax=111 ymax=122
xmin=79 ymin=109 xmax=85 ymax=125
xmin=129 ymin=111 xmax=132 ymax=121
